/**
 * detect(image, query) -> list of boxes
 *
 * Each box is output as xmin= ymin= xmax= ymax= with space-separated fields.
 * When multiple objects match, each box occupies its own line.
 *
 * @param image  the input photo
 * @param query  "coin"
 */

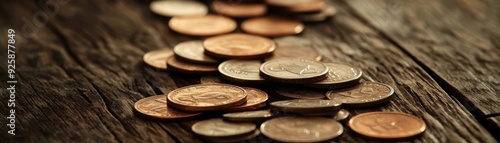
xmin=200 ymin=75 xmax=226 ymax=84
xmin=225 ymin=87 xmax=268 ymax=112
xmin=264 ymin=45 xmax=322 ymax=61
xmin=173 ymin=40 xmax=220 ymax=64
xmin=270 ymin=99 xmax=341 ymax=114
xmin=204 ymin=33 xmax=276 ymax=59
xmin=266 ymin=0 xmax=325 ymax=13
xmin=167 ymin=57 xmax=218 ymax=75
xmin=143 ymin=49 xmax=174 ymax=70
xmin=274 ymin=86 xmax=326 ymax=99
xmin=261 ymin=117 xmax=343 ymax=142
xmin=295 ymin=6 xmax=337 ymax=22
xmin=202 ymin=129 xmax=261 ymax=143
xmin=169 ymin=15 xmax=237 ymax=36
xmin=211 ymin=1 xmax=267 ymax=18
xmin=349 ymin=112 xmax=426 ymax=139
xmin=192 ymin=118 xmax=256 ymax=138
xmin=223 ymin=110 xmax=273 ymax=122
xmin=167 ymin=84 xmax=247 ymax=111
xmin=333 ymin=109 xmax=350 ymax=122
xmin=241 ymin=16 xmax=304 ymax=37
xmin=260 ymin=58 xmax=329 ymax=83
xmin=150 ymin=0 xmax=208 ymax=17
xmin=218 ymin=60 xmax=265 ymax=84
xmin=306 ymin=62 xmax=363 ymax=89
xmin=133 ymin=95 xmax=201 ymax=121
xmin=326 ymin=82 xmax=394 ymax=107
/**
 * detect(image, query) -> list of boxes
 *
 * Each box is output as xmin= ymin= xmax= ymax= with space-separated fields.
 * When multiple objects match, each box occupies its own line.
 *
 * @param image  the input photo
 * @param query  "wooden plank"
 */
xmin=345 ymin=0 xmax=500 ymax=117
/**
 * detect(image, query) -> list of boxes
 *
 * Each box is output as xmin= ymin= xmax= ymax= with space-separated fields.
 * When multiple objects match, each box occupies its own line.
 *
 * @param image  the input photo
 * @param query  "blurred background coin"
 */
xmin=143 ymin=48 xmax=174 ymax=70
xmin=211 ymin=1 xmax=267 ymax=18
xmin=150 ymin=0 xmax=208 ymax=17
xmin=169 ymin=15 xmax=236 ymax=36
xmin=242 ymin=16 xmax=304 ymax=37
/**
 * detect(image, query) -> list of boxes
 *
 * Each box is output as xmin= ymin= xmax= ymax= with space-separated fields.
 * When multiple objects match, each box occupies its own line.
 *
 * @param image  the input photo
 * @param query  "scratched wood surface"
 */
xmin=0 ymin=0 xmax=498 ymax=143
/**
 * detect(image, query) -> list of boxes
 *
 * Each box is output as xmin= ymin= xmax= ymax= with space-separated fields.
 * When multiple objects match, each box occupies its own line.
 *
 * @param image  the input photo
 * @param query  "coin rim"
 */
xmin=133 ymin=95 xmax=202 ymax=121
xmin=260 ymin=116 xmax=344 ymax=142
xmin=167 ymin=83 xmax=248 ymax=111
xmin=348 ymin=112 xmax=426 ymax=139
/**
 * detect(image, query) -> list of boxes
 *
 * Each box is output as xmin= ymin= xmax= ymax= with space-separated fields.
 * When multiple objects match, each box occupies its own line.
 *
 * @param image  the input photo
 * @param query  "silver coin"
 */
xmin=326 ymin=82 xmax=394 ymax=107
xmin=192 ymin=118 xmax=256 ymax=138
xmin=261 ymin=116 xmax=343 ymax=142
xmin=223 ymin=110 xmax=274 ymax=122
xmin=306 ymin=62 xmax=362 ymax=89
xmin=150 ymin=1 xmax=208 ymax=17
xmin=218 ymin=60 xmax=265 ymax=84
xmin=174 ymin=40 xmax=220 ymax=64
xmin=260 ymin=58 xmax=329 ymax=83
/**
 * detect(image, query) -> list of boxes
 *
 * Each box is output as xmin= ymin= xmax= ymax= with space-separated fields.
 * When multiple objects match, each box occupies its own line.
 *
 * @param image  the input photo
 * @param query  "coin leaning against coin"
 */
xmin=143 ymin=48 xmax=174 ymax=70
xmin=167 ymin=83 xmax=247 ymax=111
xmin=133 ymin=95 xmax=201 ymax=121
xmin=349 ymin=112 xmax=426 ymax=139
xmin=326 ymin=82 xmax=394 ymax=108
xmin=261 ymin=116 xmax=343 ymax=142
xmin=260 ymin=58 xmax=329 ymax=83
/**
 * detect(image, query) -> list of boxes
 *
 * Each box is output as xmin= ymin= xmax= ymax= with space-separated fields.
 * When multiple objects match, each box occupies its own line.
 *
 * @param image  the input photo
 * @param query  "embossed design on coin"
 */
xmin=167 ymin=84 xmax=247 ymax=111
xmin=261 ymin=117 xmax=343 ymax=142
xmin=307 ymin=63 xmax=362 ymax=89
xmin=326 ymin=82 xmax=394 ymax=107
xmin=275 ymin=86 xmax=326 ymax=99
xmin=226 ymin=87 xmax=268 ymax=111
xmin=167 ymin=57 xmax=218 ymax=75
xmin=218 ymin=60 xmax=265 ymax=83
xmin=143 ymin=49 xmax=174 ymax=70
xmin=192 ymin=118 xmax=256 ymax=137
xmin=241 ymin=16 xmax=304 ymax=37
xmin=260 ymin=58 xmax=328 ymax=83
xmin=174 ymin=40 xmax=220 ymax=64
xmin=203 ymin=33 xmax=275 ymax=59
xmin=349 ymin=112 xmax=426 ymax=139
xmin=211 ymin=1 xmax=267 ymax=18
xmin=134 ymin=95 xmax=201 ymax=121
xmin=265 ymin=45 xmax=322 ymax=61
xmin=150 ymin=0 xmax=208 ymax=17
xmin=169 ymin=15 xmax=236 ymax=36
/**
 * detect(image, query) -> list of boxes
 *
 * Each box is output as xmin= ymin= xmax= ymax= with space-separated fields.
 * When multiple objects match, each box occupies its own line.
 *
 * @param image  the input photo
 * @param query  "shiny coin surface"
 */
xmin=260 ymin=58 xmax=329 ymax=83
xmin=241 ymin=16 xmax=304 ymax=37
xmin=223 ymin=110 xmax=273 ymax=122
xmin=326 ymin=82 xmax=394 ymax=107
xmin=133 ymin=95 xmax=201 ymax=121
xmin=218 ymin=60 xmax=265 ymax=84
xmin=204 ymin=33 xmax=276 ymax=59
xmin=167 ymin=57 xmax=218 ymax=75
xmin=169 ymin=15 xmax=236 ymax=36
xmin=211 ymin=1 xmax=267 ymax=18
xmin=295 ymin=6 xmax=337 ymax=22
xmin=264 ymin=45 xmax=322 ymax=61
xmin=270 ymin=99 xmax=341 ymax=114
xmin=192 ymin=118 xmax=256 ymax=137
xmin=261 ymin=117 xmax=343 ymax=142
xmin=150 ymin=0 xmax=208 ymax=17
xmin=143 ymin=49 xmax=174 ymax=70
xmin=274 ymin=86 xmax=326 ymax=99
xmin=200 ymin=75 xmax=226 ymax=84
xmin=306 ymin=62 xmax=362 ymax=89
xmin=226 ymin=87 xmax=268 ymax=112
xmin=173 ymin=40 xmax=220 ymax=64
xmin=349 ymin=112 xmax=426 ymax=139
xmin=167 ymin=84 xmax=247 ymax=111
xmin=333 ymin=109 xmax=350 ymax=122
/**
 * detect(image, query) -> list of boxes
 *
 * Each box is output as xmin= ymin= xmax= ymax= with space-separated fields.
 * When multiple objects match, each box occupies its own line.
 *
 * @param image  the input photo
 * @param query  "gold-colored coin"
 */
xmin=167 ymin=57 xmax=218 ymax=75
xmin=218 ymin=60 xmax=265 ymax=84
xmin=192 ymin=118 xmax=256 ymax=138
xmin=211 ymin=1 xmax=267 ymax=18
xmin=169 ymin=15 xmax=236 ymax=36
xmin=173 ymin=40 xmax=220 ymax=64
xmin=349 ymin=112 xmax=426 ymax=139
xmin=261 ymin=117 xmax=343 ymax=142
xmin=143 ymin=49 xmax=174 ymax=70
xmin=133 ymin=95 xmax=201 ymax=121
xmin=306 ymin=62 xmax=362 ymax=89
xmin=204 ymin=33 xmax=275 ymax=59
xmin=326 ymin=82 xmax=394 ymax=107
xmin=241 ymin=16 xmax=304 ymax=37
xmin=150 ymin=1 xmax=208 ymax=17
xmin=225 ymin=87 xmax=268 ymax=112
xmin=260 ymin=58 xmax=329 ymax=83
xmin=167 ymin=84 xmax=247 ymax=111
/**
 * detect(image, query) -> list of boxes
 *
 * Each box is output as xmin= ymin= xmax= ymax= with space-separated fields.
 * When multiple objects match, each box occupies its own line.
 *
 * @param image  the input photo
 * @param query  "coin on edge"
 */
xmin=270 ymin=99 xmax=341 ymax=114
xmin=326 ymin=82 xmax=394 ymax=107
xmin=204 ymin=33 xmax=276 ymax=59
xmin=169 ymin=15 xmax=236 ymax=36
xmin=223 ymin=110 xmax=274 ymax=122
xmin=173 ymin=40 xmax=220 ymax=64
xmin=211 ymin=1 xmax=267 ymax=18
xmin=225 ymin=87 xmax=268 ymax=112
xmin=218 ymin=60 xmax=265 ymax=84
xmin=133 ymin=95 xmax=201 ymax=121
xmin=150 ymin=0 xmax=208 ymax=17
xmin=349 ymin=112 xmax=426 ymax=139
xmin=143 ymin=48 xmax=174 ymax=70
xmin=261 ymin=116 xmax=343 ymax=142
xmin=306 ymin=62 xmax=362 ymax=89
xmin=241 ymin=16 xmax=304 ymax=37
xmin=167 ymin=57 xmax=218 ymax=75
xmin=167 ymin=84 xmax=247 ymax=111
xmin=260 ymin=58 xmax=329 ymax=83
xmin=192 ymin=118 xmax=256 ymax=138
xmin=264 ymin=45 xmax=322 ymax=61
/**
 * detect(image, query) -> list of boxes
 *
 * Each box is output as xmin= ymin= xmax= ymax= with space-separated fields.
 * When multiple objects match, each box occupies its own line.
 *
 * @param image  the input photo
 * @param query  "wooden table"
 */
xmin=1 ymin=0 xmax=499 ymax=142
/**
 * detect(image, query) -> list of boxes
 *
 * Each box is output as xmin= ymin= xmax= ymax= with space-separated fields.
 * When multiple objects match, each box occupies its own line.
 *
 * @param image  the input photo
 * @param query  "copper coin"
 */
xmin=173 ymin=40 xmax=220 ymax=64
xmin=192 ymin=118 xmax=256 ymax=137
xmin=167 ymin=57 xmax=218 ymax=75
xmin=223 ymin=110 xmax=273 ymax=122
xmin=211 ymin=1 xmax=267 ymax=18
xmin=218 ymin=60 xmax=265 ymax=84
xmin=274 ymin=86 xmax=326 ymax=99
xmin=349 ymin=112 xmax=426 ymax=139
xmin=295 ymin=6 xmax=337 ymax=22
xmin=169 ymin=15 xmax=237 ymax=36
xmin=326 ymin=82 xmax=394 ymax=107
xmin=203 ymin=33 xmax=275 ymax=59
xmin=306 ymin=62 xmax=363 ymax=89
xmin=133 ymin=95 xmax=201 ymax=121
xmin=150 ymin=0 xmax=208 ymax=17
xmin=264 ymin=45 xmax=322 ymax=61
xmin=241 ymin=16 xmax=304 ymax=37
xmin=270 ymin=99 xmax=341 ymax=114
xmin=225 ymin=87 xmax=268 ymax=112
xmin=143 ymin=49 xmax=174 ymax=70
xmin=266 ymin=0 xmax=325 ymax=13
xmin=260 ymin=58 xmax=329 ymax=83
xmin=261 ymin=117 xmax=343 ymax=142
xmin=167 ymin=84 xmax=247 ymax=111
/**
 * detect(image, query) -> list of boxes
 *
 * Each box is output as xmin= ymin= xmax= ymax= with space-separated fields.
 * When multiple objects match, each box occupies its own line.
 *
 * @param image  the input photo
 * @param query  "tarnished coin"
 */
xmin=225 ymin=87 xmax=268 ymax=112
xmin=167 ymin=84 xmax=247 ymax=111
xmin=203 ymin=129 xmax=261 ymax=143
xmin=241 ymin=16 xmax=304 ymax=37
xmin=326 ymin=82 xmax=394 ymax=107
xmin=143 ymin=49 xmax=174 ymax=70
xmin=133 ymin=95 xmax=201 ymax=121
xmin=150 ymin=0 xmax=208 ymax=17
xmin=192 ymin=118 xmax=256 ymax=138
xmin=306 ymin=62 xmax=363 ymax=89
xmin=270 ymin=99 xmax=341 ymax=114
xmin=260 ymin=58 xmax=329 ymax=83
xmin=274 ymin=86 xmax=326 ymax=99
xmin=167 ymin=57 xmax=218 ymax=75
xmin=266 ymin=0 xmax=325 ymax=13
xmin=349 ymin=112 xmax=426 ymax=139
xmin=173 ymin=40 xmax=220 ymax=64
xmin=264 ymin=45 xmax=322 ymax=61
xmin=261 ymin=117 xmax=343 ymax=142
xmin=223 ymin=110 xmax=273 ymax=122
xmin=211 ymin=1 xmax=267 ymax=18
xmin=200 ymin=75 xmax=226 ymax=84
xmin=203 ymin=33 xmax=276 ymax=59
xmin=218 ymin=60 xmax=265 ymax=84
xmin=333 ymin=109 xmax=350 ymax=122
xmin=295 ymin=6 xmax=337 ymax=22
xmin=169 ymin=15 xmax=237 ymax=36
